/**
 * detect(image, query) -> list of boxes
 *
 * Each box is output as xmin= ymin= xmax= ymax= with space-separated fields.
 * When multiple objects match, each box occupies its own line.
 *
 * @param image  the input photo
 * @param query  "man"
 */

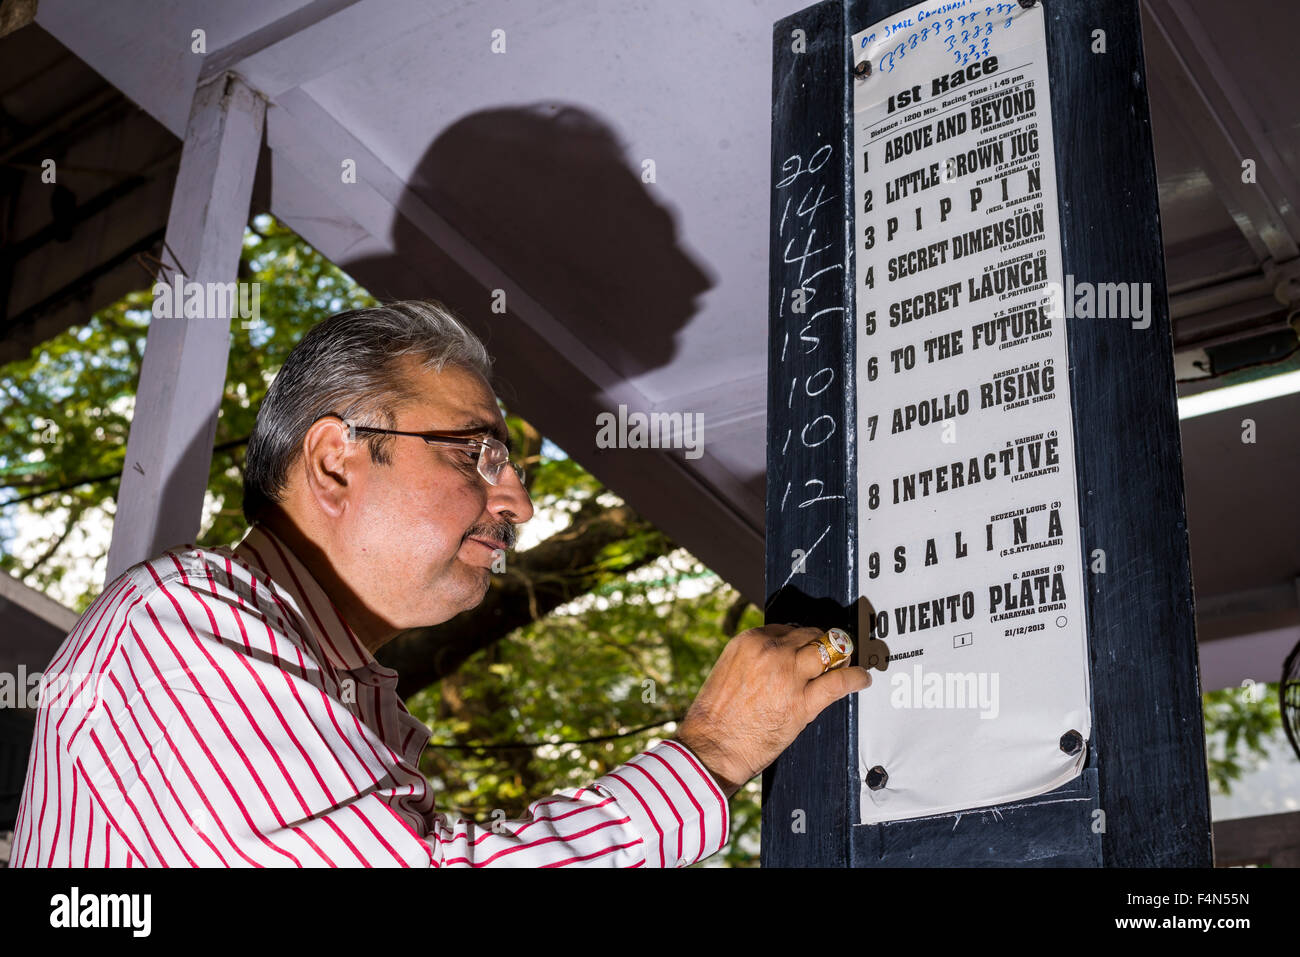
xmin=12 ymin=300 xmax=870 ymax=867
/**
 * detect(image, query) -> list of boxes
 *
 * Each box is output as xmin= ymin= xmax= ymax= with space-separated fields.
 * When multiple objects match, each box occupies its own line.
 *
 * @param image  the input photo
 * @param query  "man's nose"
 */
xmin=490 ymin=470 xmax=534 ymax=525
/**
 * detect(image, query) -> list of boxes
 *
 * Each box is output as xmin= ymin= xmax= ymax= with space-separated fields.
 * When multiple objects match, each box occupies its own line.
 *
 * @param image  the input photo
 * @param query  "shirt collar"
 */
xmin=234 ymin=522 xmax=381 ymax=674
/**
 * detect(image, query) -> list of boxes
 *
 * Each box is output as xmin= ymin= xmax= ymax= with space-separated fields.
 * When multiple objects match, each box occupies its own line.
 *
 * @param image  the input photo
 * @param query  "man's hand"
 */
xmin=675 ymin=625 xmax=872 ymax=797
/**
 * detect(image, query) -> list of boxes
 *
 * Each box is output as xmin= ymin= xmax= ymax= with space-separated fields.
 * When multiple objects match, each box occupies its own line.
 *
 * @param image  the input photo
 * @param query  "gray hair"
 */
xmin=242 ymin=300 xmax=493 ymax=522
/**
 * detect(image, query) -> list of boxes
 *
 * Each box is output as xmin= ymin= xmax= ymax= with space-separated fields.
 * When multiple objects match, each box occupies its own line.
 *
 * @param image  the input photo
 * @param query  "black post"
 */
xmin=763 ymin=0 xmax=1212 ymax=867
xmin=761 ymin=0 xmax=857 ymax=867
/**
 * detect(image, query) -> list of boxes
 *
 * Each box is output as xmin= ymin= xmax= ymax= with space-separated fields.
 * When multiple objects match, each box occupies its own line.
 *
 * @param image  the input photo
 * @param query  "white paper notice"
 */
xmin=853 ymin=1 xmax=1091 ymax=824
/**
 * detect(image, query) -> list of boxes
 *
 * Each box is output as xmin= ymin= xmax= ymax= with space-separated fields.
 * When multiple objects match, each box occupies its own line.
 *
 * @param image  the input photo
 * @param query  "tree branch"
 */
xmin=722 ymin=592 xmax=750 ymax=637
xmin=23 ymin=502 xmax=85 ymax=578
xmin=1 ymin=435 xmax=250 ymax=505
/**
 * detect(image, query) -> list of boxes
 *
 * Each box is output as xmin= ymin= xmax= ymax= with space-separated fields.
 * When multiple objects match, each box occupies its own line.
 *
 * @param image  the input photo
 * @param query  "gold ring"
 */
xmin=810 ymin=628 xmax=853 ymax=674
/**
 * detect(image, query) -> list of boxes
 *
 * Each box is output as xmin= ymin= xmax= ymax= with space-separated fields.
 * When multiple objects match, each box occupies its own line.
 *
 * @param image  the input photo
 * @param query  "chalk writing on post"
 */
xmin=773 ymin=137 xmax=845 ymax=592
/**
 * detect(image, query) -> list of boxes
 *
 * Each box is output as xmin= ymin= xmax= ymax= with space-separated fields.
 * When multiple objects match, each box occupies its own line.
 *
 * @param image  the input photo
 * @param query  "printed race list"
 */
xmin=853 ymin=1 xmax=1092 ymax=825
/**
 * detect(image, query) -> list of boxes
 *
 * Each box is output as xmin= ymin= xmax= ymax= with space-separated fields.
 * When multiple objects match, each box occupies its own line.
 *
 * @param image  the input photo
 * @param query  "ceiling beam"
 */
xmin=1143 ymin=0 xmax=1300 ymax=265
xmin=654 ymin=372 xmax=766 ymax=442
xmin=106 ymin=74 xmax=265 ymax=581
xmin=199 ymin=0 xmax=459 ymax=98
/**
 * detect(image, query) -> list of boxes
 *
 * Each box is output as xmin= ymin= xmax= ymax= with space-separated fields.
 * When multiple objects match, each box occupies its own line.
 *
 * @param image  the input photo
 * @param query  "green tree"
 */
xmin=0 ymin=215 xmax=375 ymax=606
xmin=1203 ymin=681 xmax=1285 ymax=795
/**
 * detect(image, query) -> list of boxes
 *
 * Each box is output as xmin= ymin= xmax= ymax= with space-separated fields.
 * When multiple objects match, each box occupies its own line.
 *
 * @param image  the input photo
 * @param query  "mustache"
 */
xmin=464 ymin=522 xmax=518 ymax=550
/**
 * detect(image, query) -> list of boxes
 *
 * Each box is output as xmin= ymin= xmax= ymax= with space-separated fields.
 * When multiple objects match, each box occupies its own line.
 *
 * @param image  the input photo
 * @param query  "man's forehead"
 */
xmin=402 ymin=362 xmax=509 ymax=443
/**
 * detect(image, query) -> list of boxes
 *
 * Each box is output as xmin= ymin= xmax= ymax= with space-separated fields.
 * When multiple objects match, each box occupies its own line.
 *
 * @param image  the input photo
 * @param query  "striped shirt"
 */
xmin=11 ymin=524 xmax=729 ymax=867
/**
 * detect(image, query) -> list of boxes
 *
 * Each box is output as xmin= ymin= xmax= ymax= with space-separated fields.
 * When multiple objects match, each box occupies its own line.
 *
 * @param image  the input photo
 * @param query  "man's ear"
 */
xmin=300 ymin=417 xmax=357 ymax=518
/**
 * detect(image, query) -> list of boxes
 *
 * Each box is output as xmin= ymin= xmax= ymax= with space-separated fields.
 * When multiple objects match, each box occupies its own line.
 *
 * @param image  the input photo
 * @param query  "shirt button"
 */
xmin=677 ymin=857 xmax=689 ymax=868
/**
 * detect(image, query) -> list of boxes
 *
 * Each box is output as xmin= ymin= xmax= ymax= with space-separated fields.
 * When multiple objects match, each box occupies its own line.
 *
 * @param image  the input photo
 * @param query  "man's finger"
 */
xmin=792 ymin=627 xmax=858 ymax=680
xmin=804 ymin=666 xmax=872 ymax=719
xmin=794 ymin=638 xmax=832 ymax=681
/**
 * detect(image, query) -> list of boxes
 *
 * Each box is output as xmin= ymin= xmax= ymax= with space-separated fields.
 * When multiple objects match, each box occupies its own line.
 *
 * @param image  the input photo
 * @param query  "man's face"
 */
xmin=342 ymin=360 xmax=533 ymax=630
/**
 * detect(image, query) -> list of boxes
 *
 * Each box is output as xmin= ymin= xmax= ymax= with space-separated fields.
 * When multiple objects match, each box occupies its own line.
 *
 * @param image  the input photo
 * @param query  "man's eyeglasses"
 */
xmin=325 ymin=414 xmax=526 ymax=487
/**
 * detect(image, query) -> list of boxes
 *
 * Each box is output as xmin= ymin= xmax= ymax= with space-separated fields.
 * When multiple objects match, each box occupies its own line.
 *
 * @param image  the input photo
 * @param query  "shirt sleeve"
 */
xmin=76 ymin=562 xmax=729 ymax=868
xmin=427 ymin=739 xmax=730 ymax=868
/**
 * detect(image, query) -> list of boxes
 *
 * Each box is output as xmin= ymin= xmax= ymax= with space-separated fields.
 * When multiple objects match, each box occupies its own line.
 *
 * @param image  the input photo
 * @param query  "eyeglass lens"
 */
xmin=479 ymin=439 xmax=524 ymax=486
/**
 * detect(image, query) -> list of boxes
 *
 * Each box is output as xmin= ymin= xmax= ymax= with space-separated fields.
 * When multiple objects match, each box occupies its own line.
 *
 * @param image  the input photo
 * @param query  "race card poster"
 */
xmin=852 ymin=0 xmax=1093 ymax=825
